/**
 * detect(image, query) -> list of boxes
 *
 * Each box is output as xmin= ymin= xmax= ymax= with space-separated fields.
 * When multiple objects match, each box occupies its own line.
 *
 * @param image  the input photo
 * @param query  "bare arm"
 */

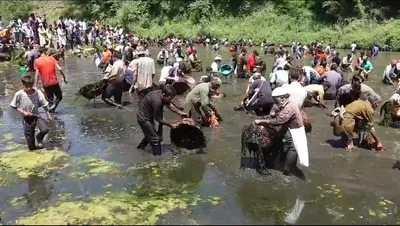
xmin=34 ymin=69 xmax=40 ymax=88
xmin=167 ymin=103 xmax=187 ymax=117
xmin=55 ymin=61 xmax=67 ymax=83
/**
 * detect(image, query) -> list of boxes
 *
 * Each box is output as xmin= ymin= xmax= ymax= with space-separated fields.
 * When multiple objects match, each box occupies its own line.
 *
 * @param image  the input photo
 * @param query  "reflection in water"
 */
xmin=284 ymin=198 xmax=305 ymax=225
xmin=168 ymin=156 xmax=206 ymax=185
xmin=47 ymin=118 xmax=67 ymax=149
xmin=25 ymin=175 xmax=54 ymax=209
xmin=79 ymin=112 xmax=126 ymax=140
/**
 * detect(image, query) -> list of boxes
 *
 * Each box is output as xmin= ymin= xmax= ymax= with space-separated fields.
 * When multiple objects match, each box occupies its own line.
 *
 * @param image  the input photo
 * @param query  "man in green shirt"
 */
xmin=359 ymin=55 xmax=374 ymax=79
xmin=185 ymin=77 xmax=222 ymax=126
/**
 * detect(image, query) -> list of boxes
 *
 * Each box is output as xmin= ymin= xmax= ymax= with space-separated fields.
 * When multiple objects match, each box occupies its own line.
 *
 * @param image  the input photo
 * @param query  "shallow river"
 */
xmin=1 ymin=46 xmax=400 ymax=224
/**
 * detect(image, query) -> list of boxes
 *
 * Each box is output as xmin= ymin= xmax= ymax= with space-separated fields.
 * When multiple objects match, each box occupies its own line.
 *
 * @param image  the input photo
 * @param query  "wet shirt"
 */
xmin=248 ymin=80 xmax=274 ymax=105
xmin=185 ymin=82 xmax=211 ymax=107
xmin=10 ymin=89 xmax=49 ymax=115
xmin=34 ymin=56 xmax=59 ymax=87
xmin=319 ymin=70 xmax=342 ymax=96
xmin=137 ymin=90 xmax=164 ymax=122
xmin=268 ymin=100 xmax=304 ymax=129
xmin=345 ymin=100 xmax=374 ymax=127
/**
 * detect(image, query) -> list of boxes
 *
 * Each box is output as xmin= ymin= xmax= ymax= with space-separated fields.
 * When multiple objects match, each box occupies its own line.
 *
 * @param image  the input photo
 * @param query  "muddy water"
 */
xmin=1 ymin=46 xmax=400 ymax=224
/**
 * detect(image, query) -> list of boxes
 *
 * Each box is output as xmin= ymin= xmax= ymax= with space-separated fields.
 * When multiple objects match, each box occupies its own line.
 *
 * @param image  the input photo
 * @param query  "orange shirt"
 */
xmin=315 ymin=66 xmax=329 ymax=75
xmin=318 ymin=53 xmax=327 ymax=62
xmin=102 ymin=50 xmax=112 ymax=63
xmin=34 ymin=56 xmax=59 ymax=87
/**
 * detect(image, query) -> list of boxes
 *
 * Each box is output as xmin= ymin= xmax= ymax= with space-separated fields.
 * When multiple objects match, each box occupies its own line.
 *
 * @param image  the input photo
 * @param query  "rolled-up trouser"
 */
xmin=102 ymin=82 xmax=123 ymax=104
xmin=43 ymin=83 xmax=63 ymax=112
xmin=23 ymin=116 xmax=49 ymax=150
xmin=137 ymin=120 xmax=163 ymax=155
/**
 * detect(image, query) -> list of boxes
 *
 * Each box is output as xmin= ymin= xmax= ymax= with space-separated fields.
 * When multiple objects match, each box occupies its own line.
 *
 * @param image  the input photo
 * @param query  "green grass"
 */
xmin=131 ymin=5 xmax=400 ymax=50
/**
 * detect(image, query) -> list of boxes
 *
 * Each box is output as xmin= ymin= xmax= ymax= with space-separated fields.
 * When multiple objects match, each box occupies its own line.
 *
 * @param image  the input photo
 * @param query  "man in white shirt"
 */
xmin=350 ymin=43 xmax=357 ymax=53
xmin=131 ymin=46 xmax=156 ymax=103
xmin=159 ymin=60 xmax=175 ymax=85
xmin=285 ymin=68 xmax=307 ymax=109
xmin=211 ymin=55 xmax=222 ymax=72
xmin=102 ymin=51 xmax=125 ymax=109
xmin=382 ymin=60 xmax=398 ymax=85
xmin=270 ymin=64 xmax=289 ymax=88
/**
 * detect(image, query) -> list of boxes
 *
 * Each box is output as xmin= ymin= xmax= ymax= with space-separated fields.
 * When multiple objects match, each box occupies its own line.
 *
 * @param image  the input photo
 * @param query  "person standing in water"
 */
xmin=10 ymin=75 xmax=53 ymax=150
xmin=34 ymin=46 xmax=68 ymax=113
xmin=136 ymin=85 xmax=188 ymax=156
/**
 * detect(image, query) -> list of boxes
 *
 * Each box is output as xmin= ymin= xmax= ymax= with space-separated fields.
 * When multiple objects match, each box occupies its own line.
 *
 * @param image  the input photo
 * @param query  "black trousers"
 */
xmin=102 ymin=82 xmax=123 ymax=104
xmin=137 ymin=120 xmax=163 ymax=155
xmin=23 ymin=117 xmax=49 ymax=150
xmin=43 ymin=84 xmax=63 ymax=111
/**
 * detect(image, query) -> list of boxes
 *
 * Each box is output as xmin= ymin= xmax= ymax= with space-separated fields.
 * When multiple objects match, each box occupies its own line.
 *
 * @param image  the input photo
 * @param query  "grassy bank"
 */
xmin=130 ymin=5 xmax=400 ymax=50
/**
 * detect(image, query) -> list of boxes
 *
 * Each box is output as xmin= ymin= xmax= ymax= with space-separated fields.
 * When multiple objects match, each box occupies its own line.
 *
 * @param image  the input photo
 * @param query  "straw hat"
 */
xmin=214 ymin=55 xmax=222 ymax=61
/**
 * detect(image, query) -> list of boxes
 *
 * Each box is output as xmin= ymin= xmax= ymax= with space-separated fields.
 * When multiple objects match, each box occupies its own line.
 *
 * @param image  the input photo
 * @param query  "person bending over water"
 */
xmin=184 ymin=77 xmax=222 ymax=127
xmin=254 ymin=86 xmax=306 ymax=175
xmin=136 ymin=85 xmax=188 ymax=156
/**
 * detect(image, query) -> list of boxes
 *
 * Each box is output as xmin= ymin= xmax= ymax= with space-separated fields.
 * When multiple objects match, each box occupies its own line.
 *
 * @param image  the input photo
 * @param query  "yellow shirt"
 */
xmin=305 ymin=84 xmax=324 ymax=101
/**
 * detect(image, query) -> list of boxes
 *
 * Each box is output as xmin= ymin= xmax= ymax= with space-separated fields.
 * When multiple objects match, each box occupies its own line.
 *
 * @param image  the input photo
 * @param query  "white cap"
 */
xmin=272 ymin=86 xmax=289 ymax=97
xmin=214 ymin=55 xmax=222 ymax=61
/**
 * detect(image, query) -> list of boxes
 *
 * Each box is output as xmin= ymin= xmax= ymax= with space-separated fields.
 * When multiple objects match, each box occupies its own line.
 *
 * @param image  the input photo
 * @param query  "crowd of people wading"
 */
xmin=5 ymin=14 xmax=400 ymax=177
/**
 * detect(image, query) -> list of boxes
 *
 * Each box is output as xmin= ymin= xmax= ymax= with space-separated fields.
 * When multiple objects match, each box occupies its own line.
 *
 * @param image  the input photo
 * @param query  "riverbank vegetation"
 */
xmin=5 ymin=0 xmax=400 ymax=50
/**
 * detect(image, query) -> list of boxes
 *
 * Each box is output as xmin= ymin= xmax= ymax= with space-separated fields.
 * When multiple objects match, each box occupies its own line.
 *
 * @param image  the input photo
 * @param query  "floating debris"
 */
xmin=0 ymin=149 xmax=69 ymax=178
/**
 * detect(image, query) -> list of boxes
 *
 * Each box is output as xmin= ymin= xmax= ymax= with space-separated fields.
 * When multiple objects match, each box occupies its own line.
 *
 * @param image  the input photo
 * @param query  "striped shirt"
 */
xmin=10 ymin=89 xmax=48 ymax=115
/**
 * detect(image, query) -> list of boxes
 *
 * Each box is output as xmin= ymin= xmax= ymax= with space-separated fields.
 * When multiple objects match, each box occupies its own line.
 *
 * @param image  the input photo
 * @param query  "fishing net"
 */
xmin=170 ymin=118 xmax=206 ymax=150
xmin=379 ymin=100 xmax=396 ymax=126
xmin=241 ymin=123 xmax=279 ymax=174
xmin=301 ymin=110 xmax=312 ymax=133
xmin=172 ymin=82 xmax=191 ymax=96
xmin=77 ymin=80 xmax=108 ymax=100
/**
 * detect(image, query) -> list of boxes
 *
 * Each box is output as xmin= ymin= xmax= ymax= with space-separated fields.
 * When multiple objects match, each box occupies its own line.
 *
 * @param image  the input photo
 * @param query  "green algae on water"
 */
xmin=2 ymin=133 xmax=13 ymax=142
xmin=0 ymin=149 xmax=69 ymax=178
xmin=4 ymin=142 xmax=25 ymax=151
xmin=69 ymin=156 xmax=120 ymax=179
xmin=16 ymin=190 xmax=220 ymax=225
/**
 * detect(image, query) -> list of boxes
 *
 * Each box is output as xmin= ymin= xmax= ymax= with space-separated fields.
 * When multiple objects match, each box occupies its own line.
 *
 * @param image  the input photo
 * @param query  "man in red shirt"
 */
xmin=34 ymin=47 xmax=68 ymax=113
xmin=247 ymin=50 xmax=257 ymax=73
